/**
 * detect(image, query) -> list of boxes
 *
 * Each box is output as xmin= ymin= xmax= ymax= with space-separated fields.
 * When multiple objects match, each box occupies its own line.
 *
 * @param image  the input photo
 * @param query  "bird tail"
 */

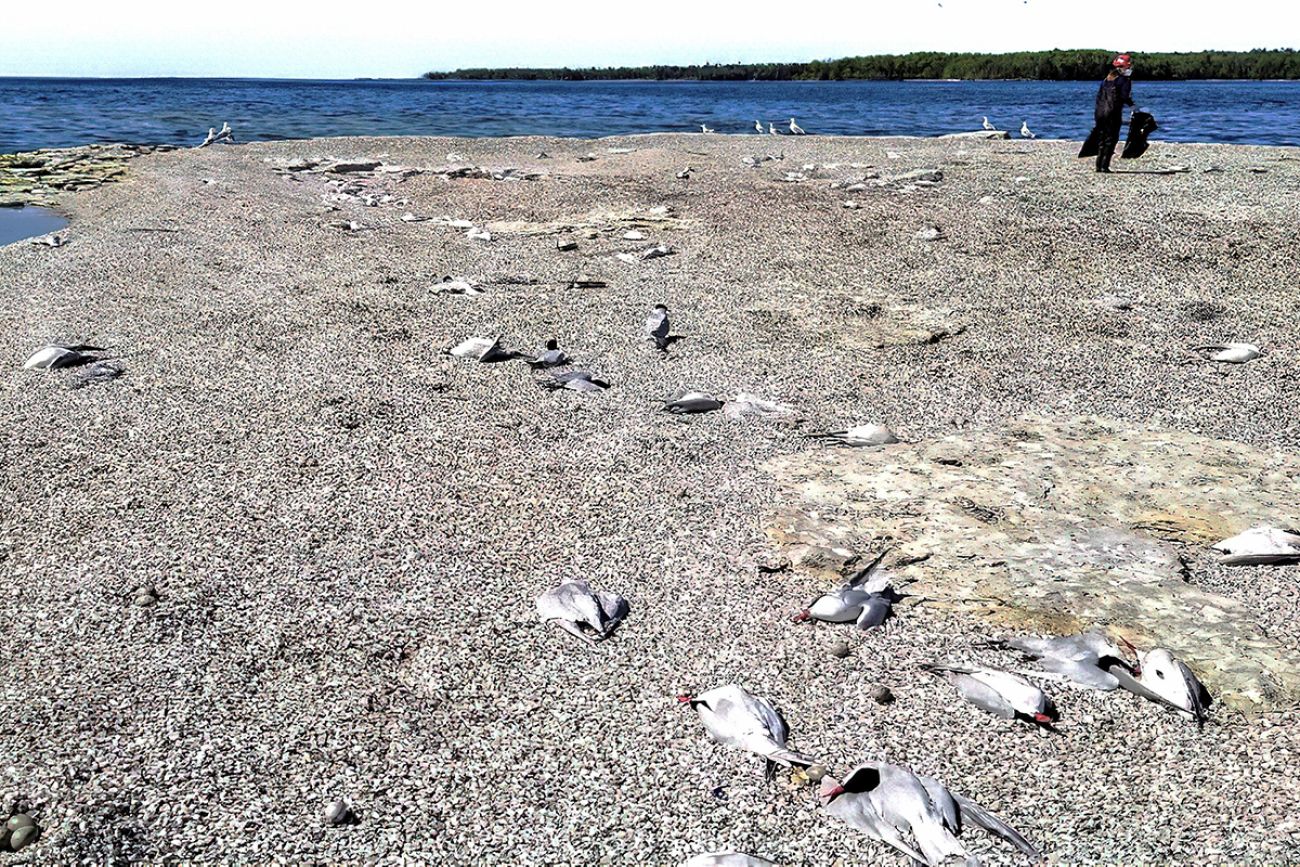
xmin=765 ymin=747 xmax=815 ymax=771
xmin=952 ymin=792 xmax=1041 ymax=861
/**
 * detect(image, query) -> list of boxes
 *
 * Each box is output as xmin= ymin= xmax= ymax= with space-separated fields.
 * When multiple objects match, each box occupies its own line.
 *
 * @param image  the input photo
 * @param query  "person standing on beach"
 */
xmin=1089 ymin=54 xmax=1135 ymax=173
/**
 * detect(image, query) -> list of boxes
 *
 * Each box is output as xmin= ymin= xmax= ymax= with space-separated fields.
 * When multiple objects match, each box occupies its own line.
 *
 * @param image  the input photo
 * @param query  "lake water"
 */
xmin=1 ymin=77 xmax=1297 ymax=154
xmin=0 ymin=205 xmax=67 ymax=246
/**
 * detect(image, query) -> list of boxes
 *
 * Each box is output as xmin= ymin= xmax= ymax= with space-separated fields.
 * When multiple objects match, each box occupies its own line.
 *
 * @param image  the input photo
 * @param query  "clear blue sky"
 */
xmin=1 ymin=0 xmax=1290 ymax=79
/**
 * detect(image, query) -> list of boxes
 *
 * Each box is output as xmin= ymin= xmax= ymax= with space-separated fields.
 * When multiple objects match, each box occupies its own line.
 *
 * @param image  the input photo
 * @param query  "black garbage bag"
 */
xmin=1121 ymin=111 xmax=1159 ymax=159
xmin=1078 ymin=126 xmax=1101 ymax=158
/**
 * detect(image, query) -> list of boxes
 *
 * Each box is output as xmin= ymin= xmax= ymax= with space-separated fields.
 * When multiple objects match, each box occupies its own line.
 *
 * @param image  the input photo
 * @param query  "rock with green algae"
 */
xmin=0 ymin=143 xmax=174 ymax=207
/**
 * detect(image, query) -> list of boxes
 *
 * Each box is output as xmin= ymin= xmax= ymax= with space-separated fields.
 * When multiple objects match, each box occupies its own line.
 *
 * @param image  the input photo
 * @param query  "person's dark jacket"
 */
xmin=1095 ymin=75 xmax=1133 ymax=121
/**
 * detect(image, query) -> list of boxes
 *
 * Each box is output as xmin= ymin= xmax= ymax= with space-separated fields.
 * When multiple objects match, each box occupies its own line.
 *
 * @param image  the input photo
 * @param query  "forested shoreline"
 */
xmin=424 ymin=49 xmax=1299 ymax=81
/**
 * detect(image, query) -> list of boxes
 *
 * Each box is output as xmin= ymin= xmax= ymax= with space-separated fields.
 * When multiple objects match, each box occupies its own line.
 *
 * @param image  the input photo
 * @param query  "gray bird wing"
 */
xmin=947 ymin=672 xmax=1018 ymax=720
xmin=950 ymin=791 xmax=1041 ymax=861
xmin=596 ymin=591 xmax=629 ymax=636
xmin=665 ymin=396 xmax=723 ymax=414
xmin=874 ymin=766 xmax=968 ymax=866
xmin=855 ymin=595 xmax=893 ymax=630
xmin=843 ymin=548 xmax=891 ymax=589
xmin=1037 ymin=656 xmax=1119 ymax=690
xmin=536 ymin=581 xmax=606 ymax=642
xmin=917 ymin=775 xmax=962 ymax=835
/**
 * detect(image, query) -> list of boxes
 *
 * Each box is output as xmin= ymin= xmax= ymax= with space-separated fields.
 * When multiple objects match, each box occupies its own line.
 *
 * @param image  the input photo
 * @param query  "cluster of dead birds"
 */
xmin=530 ymin=534 xmax=1252 ymax=866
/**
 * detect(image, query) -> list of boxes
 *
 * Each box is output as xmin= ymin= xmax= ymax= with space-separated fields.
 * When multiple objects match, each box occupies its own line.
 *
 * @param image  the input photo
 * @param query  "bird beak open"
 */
xmin=791 ymin=609 xmax=811 ymax=623
xmin=675 ymin=694 xmax=693 ymax=704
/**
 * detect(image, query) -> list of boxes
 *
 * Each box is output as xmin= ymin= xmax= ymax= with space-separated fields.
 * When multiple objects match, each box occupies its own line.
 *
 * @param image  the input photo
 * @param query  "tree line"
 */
xmin=424 ymin=49 xmax=1300 ymax=82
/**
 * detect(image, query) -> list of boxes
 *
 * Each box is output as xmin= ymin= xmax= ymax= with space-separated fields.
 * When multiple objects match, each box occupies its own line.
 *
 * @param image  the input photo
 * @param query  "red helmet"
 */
xmin=1113 ymin=54 xmax=1133 ymax=69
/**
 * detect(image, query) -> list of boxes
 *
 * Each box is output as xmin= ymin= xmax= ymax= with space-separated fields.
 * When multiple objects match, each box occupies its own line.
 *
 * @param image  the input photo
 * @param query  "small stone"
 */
xmin=325 ymin=798 xmax=353 ymax=826
xmin=556 ymin=239 xmax=578 ymax=251
xmin=829 ymin=641 xmax=852 ymax=659
xmin=134 ymin=593 xmax=157 ymax=607
xmin=9 ymin=824 xmax=39 ymax=851
xmin=872 ymin=685 xmax=895 ymax=705
xmin=804 ymin=763 xmax=828 ymax=782
xmin=6 ymin=814 xmax=34 ymax=832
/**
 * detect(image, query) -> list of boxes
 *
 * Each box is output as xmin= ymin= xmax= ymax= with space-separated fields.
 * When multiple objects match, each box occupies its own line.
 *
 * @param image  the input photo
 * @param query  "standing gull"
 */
xmin=754 ymin=120 xmax=764 ymax=134
xmin=768 ymin=123 xmax=779 ymax=135
xmin=700 ymin=124 xmax=715 ymax=134
xmin=789 ymin=118 xmax=805 ymax=135
xmin=982 ymin=116 xmax=996 ymax=130
xmin=1020 ymin=121 xmax=1036 ymax=138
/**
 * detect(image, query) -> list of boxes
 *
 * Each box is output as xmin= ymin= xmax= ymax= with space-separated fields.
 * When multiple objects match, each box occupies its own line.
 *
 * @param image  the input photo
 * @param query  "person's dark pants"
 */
xmin=1094 ymin=115 xmax=1123 ymax=172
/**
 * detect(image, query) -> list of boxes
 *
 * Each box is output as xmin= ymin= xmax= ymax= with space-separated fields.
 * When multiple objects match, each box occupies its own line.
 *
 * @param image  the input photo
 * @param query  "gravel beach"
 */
xmin=2 ymin=132 xmax=1299 ymax=864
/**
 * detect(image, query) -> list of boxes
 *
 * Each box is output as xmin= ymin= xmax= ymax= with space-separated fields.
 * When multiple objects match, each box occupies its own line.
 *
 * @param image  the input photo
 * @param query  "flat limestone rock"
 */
xmin=746 ymin=293 xmax=966 ymax=348
xmin=763 ymin=415 xmax=1300 ymax=712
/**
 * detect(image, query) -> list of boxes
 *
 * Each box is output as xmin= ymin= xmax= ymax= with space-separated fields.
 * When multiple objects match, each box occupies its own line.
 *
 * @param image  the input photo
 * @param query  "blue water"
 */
xmin=0 ymin=206 xmax=67 ymax=246
xmin=1 ymin=77 xmax=1297 ymax=153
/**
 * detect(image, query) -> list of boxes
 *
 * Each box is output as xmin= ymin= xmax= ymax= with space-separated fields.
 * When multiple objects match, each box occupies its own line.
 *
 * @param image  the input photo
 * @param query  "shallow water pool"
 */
xmin=0 ymin=205 xmax=67 ymax=246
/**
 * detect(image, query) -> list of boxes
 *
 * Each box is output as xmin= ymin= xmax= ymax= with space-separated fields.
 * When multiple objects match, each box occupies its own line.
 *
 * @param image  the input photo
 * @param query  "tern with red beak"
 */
xmin=791 ymin=550 xmax=901 ymax=631
xmin=677 ymin=684 xmax=815 ymax=781
xmin=991 ymin=630 xmax=1130 ymax=691
xmin=921 ymin=662 xmax=1058 ymax=728
xmin=819 ymin=761 xmax=1040 ymax=866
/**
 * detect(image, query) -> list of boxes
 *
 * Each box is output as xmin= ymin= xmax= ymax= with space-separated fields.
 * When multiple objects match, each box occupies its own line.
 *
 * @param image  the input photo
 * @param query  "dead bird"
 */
xmin=539 ymin=369 xmax=609 ymax=393
xmin=663 ymin=391 xmax=724 ymax=414
xmin=535 ymin=578 xmax=628 ymax=645
xmin=792 ymin=550 xmax=901 ymax=630
xmin=1213 ymin=525 xmax=1300 ymax=565
xmin=644 ymin=304 xmax=672 ymax=350
xmin=1192 ymin=342 xmax=1261 ymax=364
xmin=434 ymin=276 xmax=483 ymax=296
xmin=526 ymin=338 xmax=569 ymax=369
xmin=806 ymin=424 xmax=899 ymax=448
xmin=23 ymin=344 xmax=104 ymax=371
xmin=921 ymin=663 xmax=1059 ymax=729
xmin=448 ymin=335 xmax=518 ymax=363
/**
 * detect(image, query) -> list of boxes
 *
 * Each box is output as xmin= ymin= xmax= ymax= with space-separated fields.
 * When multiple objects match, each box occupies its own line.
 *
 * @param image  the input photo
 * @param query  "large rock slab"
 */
xmin=764 ymin=416 xmax=1300 ymax=712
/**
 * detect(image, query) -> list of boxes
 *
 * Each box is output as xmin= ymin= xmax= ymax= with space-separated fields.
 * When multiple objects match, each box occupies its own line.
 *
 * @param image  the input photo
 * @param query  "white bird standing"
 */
xmin=1020 ymin=121 xmax=1036 ymax=138
xmin=768 ymin=122 xmax=779 ymax=135
xmin=922 ymin=663 xmax=1058 ymax=728
xmin=789 ymin=118 xmax=805 ymax=135
xmin=754 ymin=120 xmax=764 ymax=134
xmin=982 ymin=116 xmax=996 ymax=130
xmin=644 ymin=304 xmax=671 ymax=350
xmin=535 ymin=578 xmax=628 ymax=645
xmin=819 ymin=762 xmax=1040 ymax=867
xmin=701 ymin=124 xmax=714 ymax=134
xmin=678 ymin=684 xmax=816 ymax=780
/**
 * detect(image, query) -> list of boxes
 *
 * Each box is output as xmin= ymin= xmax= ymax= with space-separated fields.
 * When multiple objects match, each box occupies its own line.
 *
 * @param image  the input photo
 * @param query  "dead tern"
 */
xmin=792 ymin=550 xmax=899 ymax=630
xmin=806 ymin=424 xmax=899 ymax=448
xmin=677 ymin=684 xmax=816 ymax=781
xmin=921 ymin=663 xmax=1058 ymax=728
xmin=1107 ymin=647 xmax=1210 ymax=725
xmin=663 ymin=392 xmax=724 ymax=414
xmin=23 ymin=344 xmax=103 ymax=371
xmin=644 ymin=304 xmax=671 ymax=350
xmin=682 ymin=853 xmax=779 ymax=867
xmin=526 ymin=338 xmax=569 ymax=369
xmin=539 ymin=369 xmax=609 ymax=393
xmin=989 ymin=631 xmax=1129 ymax=691
xmin=1193 ymin=342 xmax=1261 ymax=363
xmin=535 ymin=578 xmax=628 ymax=645
xmin=819 ymin=761 xmax=1040 ymax=867
xmin=448 ymin=335 xmax=517 ymax=363
xmin=1212 ymin=525 xmax=1300 ymax=564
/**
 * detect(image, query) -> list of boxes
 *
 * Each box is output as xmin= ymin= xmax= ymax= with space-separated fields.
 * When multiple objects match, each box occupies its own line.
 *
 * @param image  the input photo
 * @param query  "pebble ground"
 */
xmin=1 ymin=133 xmax=1298 ymax=864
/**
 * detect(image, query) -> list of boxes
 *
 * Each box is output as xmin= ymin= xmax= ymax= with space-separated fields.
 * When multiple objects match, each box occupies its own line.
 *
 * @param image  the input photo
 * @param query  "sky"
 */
xmin=0 ymin=0 xmax=1292 ymax=79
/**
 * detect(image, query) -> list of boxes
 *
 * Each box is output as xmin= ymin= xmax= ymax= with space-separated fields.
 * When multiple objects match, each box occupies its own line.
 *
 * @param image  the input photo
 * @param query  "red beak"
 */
xmin=1034 ymin=713 xmax=1052 ymax=723
xmin=792 ymin=609 xmax=811 ymax=623
xmin=675 ymin=694 xmax=693 ymax=704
